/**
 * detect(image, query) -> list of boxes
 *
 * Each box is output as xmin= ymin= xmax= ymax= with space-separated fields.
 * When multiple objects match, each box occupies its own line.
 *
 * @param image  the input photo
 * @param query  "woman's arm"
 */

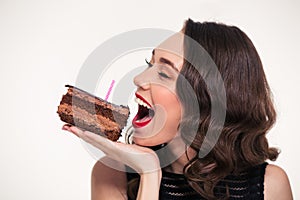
xmin=137 ymin=171 xmax=162 ymax=200
xmin=91 ymin=158 xmax=162 ymax=200
xmin=91 ymin=158 xmax=127 ymax=200
xmin=264 ymin=164 xmax=293 ymax=200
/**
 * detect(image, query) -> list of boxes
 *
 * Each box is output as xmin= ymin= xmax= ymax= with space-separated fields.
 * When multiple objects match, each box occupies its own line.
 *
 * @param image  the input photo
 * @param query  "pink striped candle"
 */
xmin=105 ymin=80 xmax=115 ymax=101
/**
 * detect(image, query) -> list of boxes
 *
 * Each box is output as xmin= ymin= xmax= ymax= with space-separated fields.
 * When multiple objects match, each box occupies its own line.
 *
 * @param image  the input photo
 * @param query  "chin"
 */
xmin=133 ymin=137 xmax=153 ymax=146
xmin=133 ymin=137 xmax=162 ymax=147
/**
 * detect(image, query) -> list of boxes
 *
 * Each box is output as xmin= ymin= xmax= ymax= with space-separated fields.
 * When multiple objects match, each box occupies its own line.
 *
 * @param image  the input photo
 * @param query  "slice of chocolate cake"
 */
xmin=57 ymin=85 xmax=130 ymax=141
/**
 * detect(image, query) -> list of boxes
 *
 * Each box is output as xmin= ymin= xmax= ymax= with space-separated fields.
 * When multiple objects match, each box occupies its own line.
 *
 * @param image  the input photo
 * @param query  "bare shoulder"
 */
xmin=91 ymin=157 xmax=128 ymax=200
xmin=264 ymin=164 xmax=293 ymax=200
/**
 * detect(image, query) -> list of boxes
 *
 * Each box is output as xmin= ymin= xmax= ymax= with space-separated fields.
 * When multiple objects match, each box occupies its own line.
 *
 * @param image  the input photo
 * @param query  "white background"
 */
xmin=0 ymin=0 xmax=299 ymax=199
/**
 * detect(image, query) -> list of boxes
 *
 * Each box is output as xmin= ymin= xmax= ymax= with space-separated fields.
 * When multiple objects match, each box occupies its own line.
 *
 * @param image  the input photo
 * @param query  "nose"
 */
xmin=133 ymin=70 xmax=151 ymax=90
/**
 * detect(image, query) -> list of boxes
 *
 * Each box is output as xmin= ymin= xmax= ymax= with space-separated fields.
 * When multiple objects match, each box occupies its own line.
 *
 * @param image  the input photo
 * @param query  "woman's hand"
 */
xmin=63 ymin=125 xmax=162 ymax=199
xmin=62 ymin=124 xmax=161 ymax=174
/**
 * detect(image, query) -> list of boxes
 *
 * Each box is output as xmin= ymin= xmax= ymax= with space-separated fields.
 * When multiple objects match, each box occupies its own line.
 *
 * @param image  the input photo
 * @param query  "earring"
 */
xmin=185 ymin=144 xmax=190 ymax=161
xmin=125 ymin=125 xmax=134 ymax=144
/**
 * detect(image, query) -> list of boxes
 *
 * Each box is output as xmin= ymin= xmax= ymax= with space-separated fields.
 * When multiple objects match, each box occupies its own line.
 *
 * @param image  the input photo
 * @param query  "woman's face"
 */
xmin=132 ymin=33 xmax=184 ymax=146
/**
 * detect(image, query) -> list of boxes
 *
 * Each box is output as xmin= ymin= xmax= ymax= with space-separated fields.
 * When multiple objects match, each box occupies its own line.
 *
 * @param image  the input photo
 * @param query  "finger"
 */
xmin=80 ymin=130 xmax=115 ymax=150
xmin=64 ymin=127 xmax=115 ymax=155
xmin=62 ymin=126 xmax=121 ymax=159
xmin=62 ymin=124 xmax=72 ymax=131
xmin=66 ymin=126 xmax=83 ymax=137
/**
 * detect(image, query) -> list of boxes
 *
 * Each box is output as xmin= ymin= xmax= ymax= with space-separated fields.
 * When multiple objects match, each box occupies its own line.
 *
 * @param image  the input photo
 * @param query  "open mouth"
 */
xmin=132 ymin=94 xmax=155 ymax=128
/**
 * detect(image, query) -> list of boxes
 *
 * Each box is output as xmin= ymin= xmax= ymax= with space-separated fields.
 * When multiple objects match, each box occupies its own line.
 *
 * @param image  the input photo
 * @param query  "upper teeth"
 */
xmin=135 ymin=97 xmax=151 ymax=109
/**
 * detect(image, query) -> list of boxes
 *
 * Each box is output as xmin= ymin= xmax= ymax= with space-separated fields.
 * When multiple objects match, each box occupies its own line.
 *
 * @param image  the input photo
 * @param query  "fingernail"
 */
xmin=62 ymin=125 xmax=69 ymax=131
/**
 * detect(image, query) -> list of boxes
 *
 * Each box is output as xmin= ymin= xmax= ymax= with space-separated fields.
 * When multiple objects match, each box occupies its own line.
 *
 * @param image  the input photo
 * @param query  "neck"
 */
xmin=163 ymin=145 xmax=196 ymax=174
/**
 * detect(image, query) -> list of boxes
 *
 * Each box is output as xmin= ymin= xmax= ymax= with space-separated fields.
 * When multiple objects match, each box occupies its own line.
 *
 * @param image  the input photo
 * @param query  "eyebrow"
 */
xmin=152 ymin=49 xmax=179 ymax=72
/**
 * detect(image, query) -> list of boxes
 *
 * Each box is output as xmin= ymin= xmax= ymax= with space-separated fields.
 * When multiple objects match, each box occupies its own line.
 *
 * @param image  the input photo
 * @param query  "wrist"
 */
xmin=137 ymin=170 xmax=162 ymax=200
xmin=140 ymin=169 xmax=162 ymax=182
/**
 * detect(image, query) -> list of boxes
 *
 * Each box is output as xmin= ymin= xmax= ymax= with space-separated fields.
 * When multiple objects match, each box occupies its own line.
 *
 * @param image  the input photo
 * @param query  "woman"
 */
xmin=63 ymin=19 xmax=293 ymax=199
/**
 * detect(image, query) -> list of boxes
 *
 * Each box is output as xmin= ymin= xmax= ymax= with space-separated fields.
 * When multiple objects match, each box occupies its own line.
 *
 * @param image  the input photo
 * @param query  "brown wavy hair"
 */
xmin=127 ymin=19 xmax=279 ymax=199
xmin=176 ymin=19 xmax=279 ymax=199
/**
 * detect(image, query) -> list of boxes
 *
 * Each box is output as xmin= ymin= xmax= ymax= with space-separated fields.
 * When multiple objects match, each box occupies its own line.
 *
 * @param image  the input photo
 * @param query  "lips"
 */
xmin=132 ymin=93 xmax=154 ymax=128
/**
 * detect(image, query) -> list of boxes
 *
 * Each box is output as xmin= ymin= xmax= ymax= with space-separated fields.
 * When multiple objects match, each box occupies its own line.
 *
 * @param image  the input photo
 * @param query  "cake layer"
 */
xmin=65 ymin=85 xmax=129 ymax=127
xmin=66 ymin=85 xmax=128 ymax=115
xmin=61 ymin=93 xmax=127 ymax=128
xmin=57 ymin=85 xmax=130 ymax=141
xmin=58 ymin=103 xmax=121 ymax=141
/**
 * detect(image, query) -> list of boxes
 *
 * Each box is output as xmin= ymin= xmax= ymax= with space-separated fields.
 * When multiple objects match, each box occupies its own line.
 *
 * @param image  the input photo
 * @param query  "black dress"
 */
xmin=127 ymin=162 xmax=268 ymax=200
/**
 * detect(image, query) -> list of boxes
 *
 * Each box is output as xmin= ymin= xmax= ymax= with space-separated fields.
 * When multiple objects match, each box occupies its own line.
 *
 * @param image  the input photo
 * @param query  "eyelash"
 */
xmin=145 ymin=58 xmax=153 ymax=67
xmin=145 ymin=58 xmax=170 ymax=79
xmin=158 ymin=72 xmax=170 ymax=79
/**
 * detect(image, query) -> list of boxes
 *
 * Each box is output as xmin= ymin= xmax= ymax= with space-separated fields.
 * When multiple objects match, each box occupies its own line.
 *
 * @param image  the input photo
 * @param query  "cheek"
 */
xmin=152 ymin=89 xmax=182 ymax=122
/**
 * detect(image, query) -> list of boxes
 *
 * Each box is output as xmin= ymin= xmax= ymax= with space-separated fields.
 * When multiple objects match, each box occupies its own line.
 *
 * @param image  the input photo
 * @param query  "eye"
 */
xmin=145 ymin=58 xmax=153 ymax=68
xmin=158 ymin=72 xmax=170 ymax=79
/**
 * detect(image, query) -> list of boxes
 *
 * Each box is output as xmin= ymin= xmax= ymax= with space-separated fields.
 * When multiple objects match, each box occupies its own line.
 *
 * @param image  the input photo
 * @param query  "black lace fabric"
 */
xmin=127 ymin=162 xmax=268 ymax=200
